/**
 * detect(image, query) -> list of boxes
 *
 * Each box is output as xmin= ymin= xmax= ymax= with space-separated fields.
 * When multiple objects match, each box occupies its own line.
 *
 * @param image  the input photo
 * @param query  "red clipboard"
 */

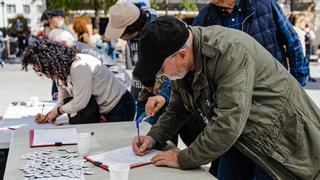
xmin=83 ymin=155 xmax=152 ymax=172
xmin=29 ymin=129 xmax=77 ymax=148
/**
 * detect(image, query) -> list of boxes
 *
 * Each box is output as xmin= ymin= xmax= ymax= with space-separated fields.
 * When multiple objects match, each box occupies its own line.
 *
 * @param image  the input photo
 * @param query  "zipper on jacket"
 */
xmin=241 ymin=11 xmax=255 ymax=31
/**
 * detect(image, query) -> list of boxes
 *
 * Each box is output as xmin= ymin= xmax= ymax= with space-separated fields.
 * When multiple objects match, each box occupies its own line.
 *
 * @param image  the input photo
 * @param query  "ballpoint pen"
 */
xmin=136 ymin=115 xmax=153 ymax=147
xmin=136 ymin=120 xmax=142 ymax=147
xmin=41 ymin=104 xmax=45 ymax=114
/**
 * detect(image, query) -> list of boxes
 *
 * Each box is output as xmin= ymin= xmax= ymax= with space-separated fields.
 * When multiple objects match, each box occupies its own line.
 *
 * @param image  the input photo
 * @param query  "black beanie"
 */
xmin=133 ymin=16 xmax=189 ymax=82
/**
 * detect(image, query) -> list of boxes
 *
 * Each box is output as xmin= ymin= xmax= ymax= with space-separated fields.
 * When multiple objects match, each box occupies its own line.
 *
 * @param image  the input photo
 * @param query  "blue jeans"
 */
xmin=210 ymin=147 xmax=272 ymax=180
xmin=106 ymin=91 xmax=136 ymax=122
xmin=51 ymin=81 xmax=58 ymax=100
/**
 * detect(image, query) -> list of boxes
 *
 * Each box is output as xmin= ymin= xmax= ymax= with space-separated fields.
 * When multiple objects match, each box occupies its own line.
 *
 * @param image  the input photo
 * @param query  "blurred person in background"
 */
xmin=47 ymin=10 xmax=76 ymax=38
xmin=90 ymin=28 xmax=102 ymax=44
xmin=73 ymin=18 xmax=94 ymax=46
xmin=279 ymin=3 xmax=306 ymax=56
xmin=104 ymin=37 xmax=118 ymax=60
xmin=304 ymin=24 xmax=317 ymax=82
xmin=48 ymin=29 xmax=131 ymax=88
xmin=193 ymin=0 xmax=308 ymax=87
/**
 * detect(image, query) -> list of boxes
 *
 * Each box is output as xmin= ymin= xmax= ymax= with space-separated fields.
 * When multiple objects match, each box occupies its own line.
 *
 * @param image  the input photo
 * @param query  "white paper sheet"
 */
xmin=32 ymin=128 xmax=77 ymax=146
xmin=87 ymin=146 xmax=160 ymax=166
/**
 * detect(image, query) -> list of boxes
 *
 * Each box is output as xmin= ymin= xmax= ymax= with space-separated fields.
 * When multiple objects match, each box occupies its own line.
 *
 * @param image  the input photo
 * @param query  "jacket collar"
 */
xmin=209 ymin=0 xmax=255 ymax=20
xmin=188 ymin=26 xmax=209 ymax=101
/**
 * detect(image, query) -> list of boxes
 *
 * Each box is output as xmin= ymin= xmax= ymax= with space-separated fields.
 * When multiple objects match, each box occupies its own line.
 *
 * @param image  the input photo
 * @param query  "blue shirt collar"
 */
xmin=218 ymin=0 xmax=241 ymax=12
xmin=236 ymin=0 xmax=240 ymax=7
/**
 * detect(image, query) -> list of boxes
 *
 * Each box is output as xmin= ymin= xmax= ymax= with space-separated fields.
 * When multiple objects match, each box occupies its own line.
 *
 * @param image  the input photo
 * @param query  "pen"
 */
xmin=136 ymin=120 xmax=142 ymax=147
xmin=41 ymin=104 xmax=45 ymax=114
xmin=140 ymin=115 xmax=152 ymax=123
xmin=136 ymin=115 xmax=153 ymax=148
xmin=55 ymin=122 xmax=67 ymax=126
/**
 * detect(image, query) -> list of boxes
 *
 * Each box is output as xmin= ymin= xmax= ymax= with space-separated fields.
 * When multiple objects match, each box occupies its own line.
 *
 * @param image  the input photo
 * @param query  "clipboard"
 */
xmin=30 ymin=128 xmax=77 ymax=148
xmin=84 ymin=146 xmax=159 ymax=171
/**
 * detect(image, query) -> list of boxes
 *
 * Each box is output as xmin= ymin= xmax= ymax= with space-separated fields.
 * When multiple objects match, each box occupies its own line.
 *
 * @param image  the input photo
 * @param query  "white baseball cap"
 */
xmin=105 ymin=2 xmax=140 ymax=39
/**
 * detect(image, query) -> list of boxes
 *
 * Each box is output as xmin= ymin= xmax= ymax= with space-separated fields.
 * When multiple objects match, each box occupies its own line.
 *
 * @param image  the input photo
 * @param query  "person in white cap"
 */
xmin=105 ymin=2 xmax=174 ymax=131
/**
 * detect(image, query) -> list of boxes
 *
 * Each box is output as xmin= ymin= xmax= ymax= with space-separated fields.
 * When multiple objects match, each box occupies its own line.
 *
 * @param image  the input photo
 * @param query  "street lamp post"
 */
xmin=165 ymin=0 xmax=168 ymax=15
xmin=1 ymin=0 xmax=5 ymax=35
xmin=0 ymin=0 xmax=9 ymax=60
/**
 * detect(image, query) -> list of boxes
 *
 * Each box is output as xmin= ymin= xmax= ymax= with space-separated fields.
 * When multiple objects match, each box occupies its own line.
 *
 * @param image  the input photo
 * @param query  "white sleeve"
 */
xmin=62 ymin=63 xmax=93 ymax=113
xmin=53 ymin=82 xmax=71 ymax=110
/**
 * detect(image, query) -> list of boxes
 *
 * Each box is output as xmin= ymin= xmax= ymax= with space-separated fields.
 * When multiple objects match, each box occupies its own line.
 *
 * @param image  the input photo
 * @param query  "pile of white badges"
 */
xmin=20 ymin=148 xmax=94 ymax=179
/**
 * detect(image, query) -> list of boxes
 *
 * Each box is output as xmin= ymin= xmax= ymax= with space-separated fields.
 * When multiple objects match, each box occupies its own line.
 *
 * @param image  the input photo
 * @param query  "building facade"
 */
xmin=0 ymin=0 xmax=46 ymax=34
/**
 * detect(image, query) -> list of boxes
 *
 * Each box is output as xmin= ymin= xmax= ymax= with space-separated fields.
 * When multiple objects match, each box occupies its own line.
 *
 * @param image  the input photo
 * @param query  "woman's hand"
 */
xmin=42 ymin=109 xmax=59 ymax=123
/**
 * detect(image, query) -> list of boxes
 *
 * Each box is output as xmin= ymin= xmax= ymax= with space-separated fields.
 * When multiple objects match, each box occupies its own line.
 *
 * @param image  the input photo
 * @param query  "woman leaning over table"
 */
xmin=22 ymin=39 xmax=135 ymax=124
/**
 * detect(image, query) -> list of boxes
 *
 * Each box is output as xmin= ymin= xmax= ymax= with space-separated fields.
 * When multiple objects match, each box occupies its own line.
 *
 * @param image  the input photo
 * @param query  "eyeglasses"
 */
xmin=157 ymin=43 xmax=188 ymax=76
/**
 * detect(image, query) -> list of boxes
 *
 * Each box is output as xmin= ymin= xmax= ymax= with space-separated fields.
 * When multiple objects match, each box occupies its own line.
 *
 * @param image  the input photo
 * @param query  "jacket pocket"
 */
xmin=271 ymin=113 xmax=304 ymax=163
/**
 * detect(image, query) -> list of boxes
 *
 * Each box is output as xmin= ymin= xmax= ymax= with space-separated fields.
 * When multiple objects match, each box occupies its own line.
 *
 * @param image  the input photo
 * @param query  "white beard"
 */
xmin=167 ymin=70 xmax=188 ymax=80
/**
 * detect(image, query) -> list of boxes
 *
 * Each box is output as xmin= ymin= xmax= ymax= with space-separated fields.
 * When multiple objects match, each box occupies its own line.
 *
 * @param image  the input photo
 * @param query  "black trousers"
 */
xmin=0 ymin=149 xmax=8 ymax=180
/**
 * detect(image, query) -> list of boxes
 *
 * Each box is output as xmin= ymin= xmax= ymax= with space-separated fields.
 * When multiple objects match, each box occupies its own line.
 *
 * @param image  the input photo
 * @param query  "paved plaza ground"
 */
xmin=0 ymin=61 xmax=320 ymax=118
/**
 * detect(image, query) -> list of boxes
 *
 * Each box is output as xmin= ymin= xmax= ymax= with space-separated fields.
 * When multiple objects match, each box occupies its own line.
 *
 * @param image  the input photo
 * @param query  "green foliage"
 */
xmin=45 ymin=0 xmax=117 ymax=13
xmin=151 ymin=1 xmax=160 ymax=10
xmin=150 ymin=0 xmax=198 ymax=11
xmin=181 ymin=0 xmax=198 ymax=11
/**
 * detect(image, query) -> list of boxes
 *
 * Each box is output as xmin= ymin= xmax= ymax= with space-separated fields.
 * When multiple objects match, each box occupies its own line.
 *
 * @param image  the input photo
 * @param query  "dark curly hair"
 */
xmin=22 ymin=39 xmax=77 ymax=86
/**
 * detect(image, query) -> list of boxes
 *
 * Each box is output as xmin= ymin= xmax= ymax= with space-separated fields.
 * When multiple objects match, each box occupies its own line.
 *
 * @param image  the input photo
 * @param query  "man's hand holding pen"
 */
xmin=132 ymin=135 xmax=153 ymax=156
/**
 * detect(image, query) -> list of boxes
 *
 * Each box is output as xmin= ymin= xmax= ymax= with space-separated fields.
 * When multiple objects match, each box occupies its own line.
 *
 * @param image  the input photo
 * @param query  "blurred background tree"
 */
xmin=181 ymin=0 xmax=198 ymax=11
xmin=40 ymin=0 xmax=118 ymax=28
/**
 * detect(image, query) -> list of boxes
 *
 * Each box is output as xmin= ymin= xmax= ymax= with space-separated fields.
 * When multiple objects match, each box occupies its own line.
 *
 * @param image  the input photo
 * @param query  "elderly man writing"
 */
xmin=131 ymin=16 xmax=320 ymax=179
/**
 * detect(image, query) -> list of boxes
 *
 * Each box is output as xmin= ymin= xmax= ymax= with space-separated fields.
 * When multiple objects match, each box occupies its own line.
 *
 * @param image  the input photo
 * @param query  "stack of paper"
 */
xmin=85 ymin=146 xmax=160 ymax=170
xmin=30 ymin=128 xmax=77 ymax=147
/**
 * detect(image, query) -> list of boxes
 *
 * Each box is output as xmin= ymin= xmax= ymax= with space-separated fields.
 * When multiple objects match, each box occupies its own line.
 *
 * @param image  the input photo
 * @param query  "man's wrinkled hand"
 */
xmin=151 ymin=149 xmax=180 ymax=168
xmin=132 ymin=135 xmax=154 ymax=156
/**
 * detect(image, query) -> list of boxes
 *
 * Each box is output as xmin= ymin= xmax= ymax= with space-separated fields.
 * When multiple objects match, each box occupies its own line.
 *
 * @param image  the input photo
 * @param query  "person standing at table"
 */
xmin=22 ymin=39 xmax=135 ymax=124
xmin=105 ymin=2 xmax=171 ymax=126
xmin=105 ymin=2 xmax=203 ymax=146
xmin=131 ymin=16 xmax=320 ymax=180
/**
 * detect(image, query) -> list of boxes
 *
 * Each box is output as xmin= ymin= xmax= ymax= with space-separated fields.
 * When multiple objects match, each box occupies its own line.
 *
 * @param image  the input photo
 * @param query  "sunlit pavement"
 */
xmin=0 ymin=60 xmax=320 ymax=117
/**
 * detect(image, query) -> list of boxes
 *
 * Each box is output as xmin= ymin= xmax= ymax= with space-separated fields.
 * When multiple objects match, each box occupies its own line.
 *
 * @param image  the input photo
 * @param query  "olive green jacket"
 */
xmin=147 ymin=26 xmax=320 ymax=180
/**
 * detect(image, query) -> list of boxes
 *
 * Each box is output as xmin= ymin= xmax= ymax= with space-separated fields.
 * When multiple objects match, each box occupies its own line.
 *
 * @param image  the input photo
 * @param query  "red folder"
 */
xmin=29 ymin=129 xmax=77 ymax=148
xmin=84 ymin=155 xmax=152 ymax=172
